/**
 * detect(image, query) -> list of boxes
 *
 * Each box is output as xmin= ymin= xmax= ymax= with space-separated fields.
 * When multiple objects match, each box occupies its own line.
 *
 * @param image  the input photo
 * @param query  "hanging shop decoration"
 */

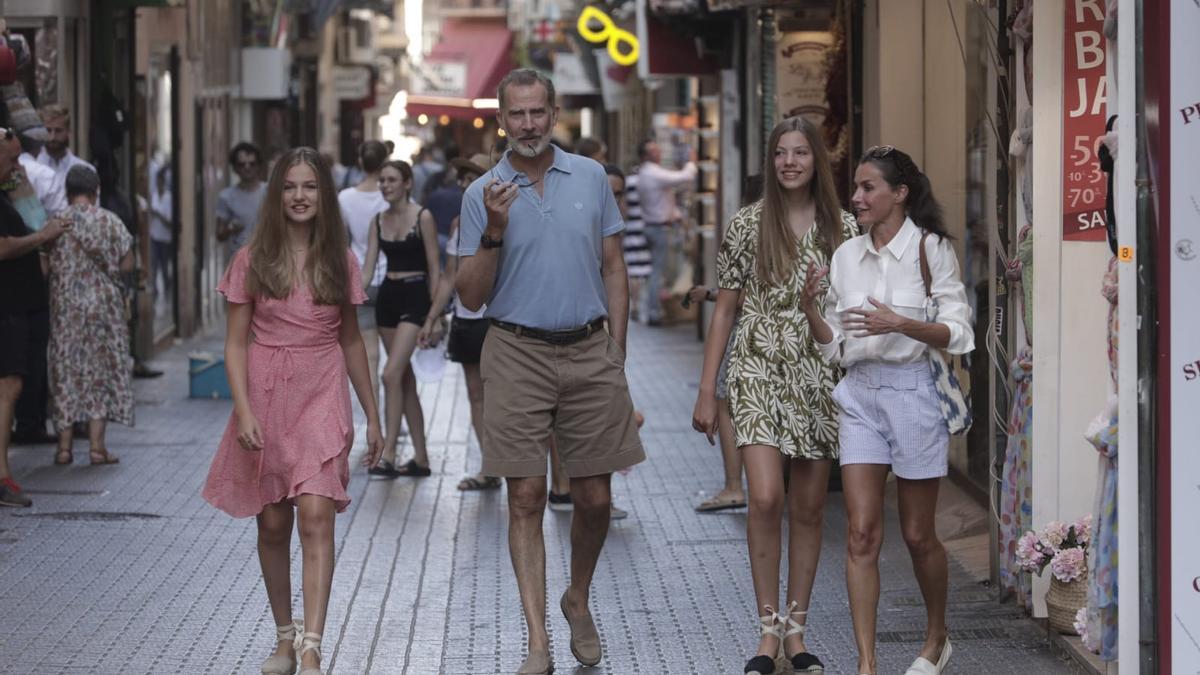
xmin=577 ymin=6 xmax=639 ymax=67
xmin=1061 ymin=0 xmax=1109 ymax=241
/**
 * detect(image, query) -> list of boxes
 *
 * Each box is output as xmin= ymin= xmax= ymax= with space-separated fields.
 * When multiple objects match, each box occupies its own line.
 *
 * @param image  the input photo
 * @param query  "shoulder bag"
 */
xmin=918 ymin=231 xmax=972 ymax=435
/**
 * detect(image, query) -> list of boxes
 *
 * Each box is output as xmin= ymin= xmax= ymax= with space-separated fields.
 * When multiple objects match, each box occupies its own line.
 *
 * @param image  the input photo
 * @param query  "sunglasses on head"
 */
xmin=0 ymin=128 xmax=13 ymax=141
xmin=865 ymin=144 xmax=896 ymax=159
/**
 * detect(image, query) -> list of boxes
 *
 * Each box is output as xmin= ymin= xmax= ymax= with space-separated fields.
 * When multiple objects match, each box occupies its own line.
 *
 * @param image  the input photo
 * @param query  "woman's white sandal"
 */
xmin=261 ymin=621 xmax=301 ymax=675
xmin=296 ymin=632 xmax=324 ymax=675
xmin=778 ymin=601 xmax=825 ymax=672
xmin=744 ymin=606 xmax=785 ymax=675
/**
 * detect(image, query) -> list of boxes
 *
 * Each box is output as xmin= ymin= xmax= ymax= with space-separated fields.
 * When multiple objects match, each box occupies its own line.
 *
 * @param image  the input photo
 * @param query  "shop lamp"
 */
xmin=473 ymin=117 xmax=485 ymax=129
xmin=417 ymin=113 xmax=429 ymax=125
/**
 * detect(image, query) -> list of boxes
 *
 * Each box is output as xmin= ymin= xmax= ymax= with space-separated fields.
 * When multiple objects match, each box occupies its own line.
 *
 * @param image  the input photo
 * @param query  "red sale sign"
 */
xmin=1062 ymin=0 xmax=1109 ymax=241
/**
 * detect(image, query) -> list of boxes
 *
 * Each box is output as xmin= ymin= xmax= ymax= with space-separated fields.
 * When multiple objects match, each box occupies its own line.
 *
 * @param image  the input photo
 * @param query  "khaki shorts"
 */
xmin=480 ymin=326 xmax=645 ymax=478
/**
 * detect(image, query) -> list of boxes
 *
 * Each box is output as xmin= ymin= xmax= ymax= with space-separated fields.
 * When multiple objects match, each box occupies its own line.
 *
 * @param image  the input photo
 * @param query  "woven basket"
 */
xmin=1046 ymin=569 xmax=1088 ymax=634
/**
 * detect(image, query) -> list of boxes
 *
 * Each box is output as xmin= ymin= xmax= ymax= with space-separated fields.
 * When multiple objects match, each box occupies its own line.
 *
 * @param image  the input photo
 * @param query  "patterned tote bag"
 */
xmin=918 ymin=232 xmax=973 ymax=435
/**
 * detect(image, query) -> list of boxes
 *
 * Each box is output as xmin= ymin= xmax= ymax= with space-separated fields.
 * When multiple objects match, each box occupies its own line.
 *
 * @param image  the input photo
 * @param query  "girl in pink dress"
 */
xmin=202 ymin=147 xmax=384 ymax=675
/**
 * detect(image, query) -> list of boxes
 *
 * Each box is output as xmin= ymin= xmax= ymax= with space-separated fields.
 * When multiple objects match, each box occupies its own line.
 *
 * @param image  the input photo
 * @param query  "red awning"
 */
xmin=407 ymin=20 xmax=514 ymax=121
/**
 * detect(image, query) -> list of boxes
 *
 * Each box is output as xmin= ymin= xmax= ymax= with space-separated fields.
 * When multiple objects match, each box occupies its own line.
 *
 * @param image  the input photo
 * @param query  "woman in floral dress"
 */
xmin=692 ymin=117 xmax=858 ymax=675
xmin=48 ymin=166 xmax=133 ymax=466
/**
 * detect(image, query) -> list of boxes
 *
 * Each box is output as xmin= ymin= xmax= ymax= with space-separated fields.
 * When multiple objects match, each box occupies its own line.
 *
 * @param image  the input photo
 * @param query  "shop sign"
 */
xmin=332 ymin=66 xmax=371 ymax=100
xmin=553 ymin=52 xmax=599 ymax=95
xmin=1061 ymin=0 xmax=1108 ymax=241
xmin=1170 ymin=0 xmax=1200 ymax=667
xmin=411 ymin=61 xmax=468 ymax=98
xmin=595 ymin=48 xmax=637 ymax=111
xmin=776 ymin=31 xmax=833 ymax=123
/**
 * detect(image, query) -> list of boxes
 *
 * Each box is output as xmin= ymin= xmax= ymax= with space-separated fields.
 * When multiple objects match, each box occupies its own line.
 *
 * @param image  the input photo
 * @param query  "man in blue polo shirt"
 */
xmin=457 ymin=68 xmax=644 ymax=675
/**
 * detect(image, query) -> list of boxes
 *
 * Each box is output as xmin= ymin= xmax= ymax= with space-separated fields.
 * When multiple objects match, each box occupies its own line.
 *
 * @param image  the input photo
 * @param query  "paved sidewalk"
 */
xmin=0 ymin=324 xmax=1079 ymax=674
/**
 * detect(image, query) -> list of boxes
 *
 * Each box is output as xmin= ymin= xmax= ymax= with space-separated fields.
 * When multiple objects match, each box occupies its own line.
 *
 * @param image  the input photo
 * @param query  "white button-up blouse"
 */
xmin=816 ymin=217 xmax=974 ymax=367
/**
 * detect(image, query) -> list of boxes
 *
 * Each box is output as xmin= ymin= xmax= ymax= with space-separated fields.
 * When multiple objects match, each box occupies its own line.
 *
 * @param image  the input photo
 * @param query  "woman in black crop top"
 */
xmin=360 ymin=159 xmax=441 ymax=478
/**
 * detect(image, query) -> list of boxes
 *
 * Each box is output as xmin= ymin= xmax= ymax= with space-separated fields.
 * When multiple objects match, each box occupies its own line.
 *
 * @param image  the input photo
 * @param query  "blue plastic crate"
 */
xmin=189 ymin=352 xmax=232 ymax=399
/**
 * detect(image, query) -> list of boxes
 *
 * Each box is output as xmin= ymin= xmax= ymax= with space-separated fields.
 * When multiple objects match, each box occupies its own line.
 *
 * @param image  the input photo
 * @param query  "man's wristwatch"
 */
xmin=480 ymin=233 xmax=504 ymax=249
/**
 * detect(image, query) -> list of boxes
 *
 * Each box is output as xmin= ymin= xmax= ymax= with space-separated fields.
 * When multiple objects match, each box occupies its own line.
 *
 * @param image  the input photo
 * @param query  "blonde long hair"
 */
xmin=755 ymin=117 xmax=844 ymax=286
xmin=245 ymin=147 xmax=349 ymax=305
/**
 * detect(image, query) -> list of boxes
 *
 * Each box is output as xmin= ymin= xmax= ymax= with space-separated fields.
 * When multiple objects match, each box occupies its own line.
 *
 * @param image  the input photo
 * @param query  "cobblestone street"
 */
xmin=0 ymin=324 xmax=1080 ymax=674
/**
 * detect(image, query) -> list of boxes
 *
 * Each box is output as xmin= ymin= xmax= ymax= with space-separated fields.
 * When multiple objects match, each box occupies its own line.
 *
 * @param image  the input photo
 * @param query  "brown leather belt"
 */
xmin=490 ymin=318 xmax=606 ymax=346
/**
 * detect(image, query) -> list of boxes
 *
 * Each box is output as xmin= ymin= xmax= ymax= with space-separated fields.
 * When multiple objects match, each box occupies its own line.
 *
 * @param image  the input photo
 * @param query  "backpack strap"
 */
xmin=918 ymin=231 xmax=933 ymax=298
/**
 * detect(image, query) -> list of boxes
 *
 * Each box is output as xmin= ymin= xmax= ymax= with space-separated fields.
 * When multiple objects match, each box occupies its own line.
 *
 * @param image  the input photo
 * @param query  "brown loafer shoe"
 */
xmin=560 ymin=592 xmax=602 ymax=666
xmin=515 ymin=650 xmax=553 ymax=674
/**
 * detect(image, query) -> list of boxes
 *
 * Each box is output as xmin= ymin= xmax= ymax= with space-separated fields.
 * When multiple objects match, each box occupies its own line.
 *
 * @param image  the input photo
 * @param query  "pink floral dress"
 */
xmin=202 ymin=248 xmax=367 ymax=518
xmin=47 ymin=204 xmax=134 ymax=430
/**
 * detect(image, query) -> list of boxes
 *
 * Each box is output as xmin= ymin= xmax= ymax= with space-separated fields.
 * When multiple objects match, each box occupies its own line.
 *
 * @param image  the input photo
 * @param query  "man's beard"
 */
xmin=45 ymin=141 xmax=67 ymax=156
xmin=511 ymin=134 xmax=550 ymax=158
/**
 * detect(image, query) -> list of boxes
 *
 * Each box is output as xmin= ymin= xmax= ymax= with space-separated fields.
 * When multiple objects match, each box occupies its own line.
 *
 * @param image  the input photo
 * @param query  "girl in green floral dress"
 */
xmin=692 ymin=117 xmax=858 ymax=675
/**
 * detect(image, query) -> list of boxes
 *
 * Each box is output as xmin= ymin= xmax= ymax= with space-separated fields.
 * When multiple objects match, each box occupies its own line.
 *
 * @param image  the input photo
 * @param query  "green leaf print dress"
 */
xmin=716 ymin=201 xmax=859 ymax=459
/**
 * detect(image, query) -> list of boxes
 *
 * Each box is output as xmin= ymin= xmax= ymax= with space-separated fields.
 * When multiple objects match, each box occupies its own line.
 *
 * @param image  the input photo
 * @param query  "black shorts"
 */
xmin=376 ymin=276 xmax=431 ymax=328
xmin=447 ymin=316 xmax=489 ymax=364
xmin=0 ymin=311 xmax=34 ymax=378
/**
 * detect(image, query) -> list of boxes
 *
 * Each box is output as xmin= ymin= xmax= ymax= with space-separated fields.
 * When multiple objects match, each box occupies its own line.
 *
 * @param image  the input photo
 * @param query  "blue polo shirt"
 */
xmin=458 ymin=146 xmax=624 ymax=331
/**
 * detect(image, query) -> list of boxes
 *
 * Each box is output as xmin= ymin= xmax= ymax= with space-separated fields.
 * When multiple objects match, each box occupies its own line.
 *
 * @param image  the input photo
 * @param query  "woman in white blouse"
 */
xmin=800 ymin=145 xmax=973 ymax=675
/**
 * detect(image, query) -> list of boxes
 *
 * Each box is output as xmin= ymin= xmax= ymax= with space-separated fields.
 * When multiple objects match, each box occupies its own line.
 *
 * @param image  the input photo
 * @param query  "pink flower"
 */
xmin=1050 ymin=547 xmax=1087 ymax=583
xmin=1015 ymin=531 xmax=1046 ymax=572
xmin=1074 ymin=515 xmax=1093 ymax=547
xmin=1041 ymin=521 xmax=1069 ymax=550
xmin=1073 ymin=607 xmax=1096 ymax=650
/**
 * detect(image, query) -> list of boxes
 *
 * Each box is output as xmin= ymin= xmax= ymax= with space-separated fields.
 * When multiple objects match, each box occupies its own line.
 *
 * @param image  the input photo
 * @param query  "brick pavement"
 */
xmin=0 ymin=324 xmax=1080 ymax=674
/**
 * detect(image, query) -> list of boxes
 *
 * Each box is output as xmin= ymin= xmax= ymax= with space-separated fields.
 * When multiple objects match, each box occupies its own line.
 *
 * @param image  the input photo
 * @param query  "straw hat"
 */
xmin=450 ymin=153 xmax=490 ymax=178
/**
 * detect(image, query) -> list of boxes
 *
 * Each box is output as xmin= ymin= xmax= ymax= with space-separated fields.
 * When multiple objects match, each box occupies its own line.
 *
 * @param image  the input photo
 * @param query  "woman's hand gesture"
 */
xmin=236 ymin=410 xmax=265 ymax=452
xmin=843 ymin=297 xmax=908 ymax=337
xmin=799 ymin=264 xmax=829 ymax=314
xmin=362 ymin=419 xmax=385 ymax=468
xmin=692 ymin=393 xmax=719 ymax=446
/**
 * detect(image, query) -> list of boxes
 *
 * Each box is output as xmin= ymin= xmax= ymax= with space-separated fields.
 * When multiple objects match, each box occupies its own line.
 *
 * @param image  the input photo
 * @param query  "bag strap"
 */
xmin=918 ymin=231 xmax=932 ymax=298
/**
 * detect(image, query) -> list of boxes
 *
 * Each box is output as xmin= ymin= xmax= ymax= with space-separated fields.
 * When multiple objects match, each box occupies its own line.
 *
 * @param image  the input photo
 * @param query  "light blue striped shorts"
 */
xmin=831 ymin=360 xmax=949 ymax=480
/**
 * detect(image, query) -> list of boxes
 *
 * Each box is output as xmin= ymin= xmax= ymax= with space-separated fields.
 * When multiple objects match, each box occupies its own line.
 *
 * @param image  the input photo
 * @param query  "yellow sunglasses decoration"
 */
xmin=577 ymin=6 xmax=640 ymax=67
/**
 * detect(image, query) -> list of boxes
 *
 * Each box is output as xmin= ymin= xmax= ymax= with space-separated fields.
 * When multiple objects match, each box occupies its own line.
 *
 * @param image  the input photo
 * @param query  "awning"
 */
xmin=407 ymin=20 xmax=515 ymax=121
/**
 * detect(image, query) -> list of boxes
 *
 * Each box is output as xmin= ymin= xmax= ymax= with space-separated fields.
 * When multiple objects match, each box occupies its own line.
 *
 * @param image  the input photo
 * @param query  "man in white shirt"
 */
xmin=15 ymin=132 xmax=65 ymax=216
xmin=215 ymin=142 xmax=266 ymax=261
xmin=339 ymin=140 xmax=389 ymax=396
xmin=635 ymin=139 xmax=696 ymax=325
xmin=36 ymin=105 xmax=94 ymax=206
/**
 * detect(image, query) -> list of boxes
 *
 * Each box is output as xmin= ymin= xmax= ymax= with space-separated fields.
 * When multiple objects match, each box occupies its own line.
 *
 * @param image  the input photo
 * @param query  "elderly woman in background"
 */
xmin=48 ymin=165 xmax=134 ymax=466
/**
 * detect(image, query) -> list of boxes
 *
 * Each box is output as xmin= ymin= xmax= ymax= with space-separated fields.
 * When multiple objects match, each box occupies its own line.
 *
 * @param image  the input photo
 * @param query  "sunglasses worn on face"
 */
xmin=235 ymin=160 xmax=258 ymax=169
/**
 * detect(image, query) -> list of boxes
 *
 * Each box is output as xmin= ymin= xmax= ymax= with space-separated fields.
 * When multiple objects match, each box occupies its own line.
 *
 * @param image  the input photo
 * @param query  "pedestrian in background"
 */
xmin=215 ymin=141 xmax=266 ymax=261
xmin=693 ymin=117 xmax=859 ymax=675
xmin=148 ymin=163 xmax=173 ymax=310
xmin=360 ymin=159 xmax=440 ymax=478
xmin=202 ymin=147 xmax=383 ymax=675
xmin=802 ymin=145 xmax=974 ymax=675
xmin=622 ymin=155 xmax=651 ymax=321
xmin=574 ymin=136 xmax=606 ymax=163
xmin=36 ymin=105 xmax=94 ymax=207
xmin=47 ymin=166 xmax=133 ymax=466
xmin=636 ymin=137 xmax=696 ymax=326
xmin=0 ymin=132 xmax=67 ymax=507
xmin=689 ymin=174 xmax=763 ymax=514
xmin=339 ymin=140 xmax=389 ymax=404
xmin=423 ymin=152 xmax=498 ymax=491
xmin=456 ymin=68 xmax=643 ymax=674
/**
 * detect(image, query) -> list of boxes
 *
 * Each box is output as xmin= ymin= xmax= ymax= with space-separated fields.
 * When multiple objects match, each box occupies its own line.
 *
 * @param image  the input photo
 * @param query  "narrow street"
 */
xmin=0 ymin=324 xmax=1079 ymax=674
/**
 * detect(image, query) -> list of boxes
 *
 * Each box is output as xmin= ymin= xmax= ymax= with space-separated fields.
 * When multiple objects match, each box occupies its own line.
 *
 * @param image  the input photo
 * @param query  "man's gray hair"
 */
xmin=496 ymin=68 xmax=556 ymax=111
xmin=65 ymin=164 xmax=100 ymax=199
